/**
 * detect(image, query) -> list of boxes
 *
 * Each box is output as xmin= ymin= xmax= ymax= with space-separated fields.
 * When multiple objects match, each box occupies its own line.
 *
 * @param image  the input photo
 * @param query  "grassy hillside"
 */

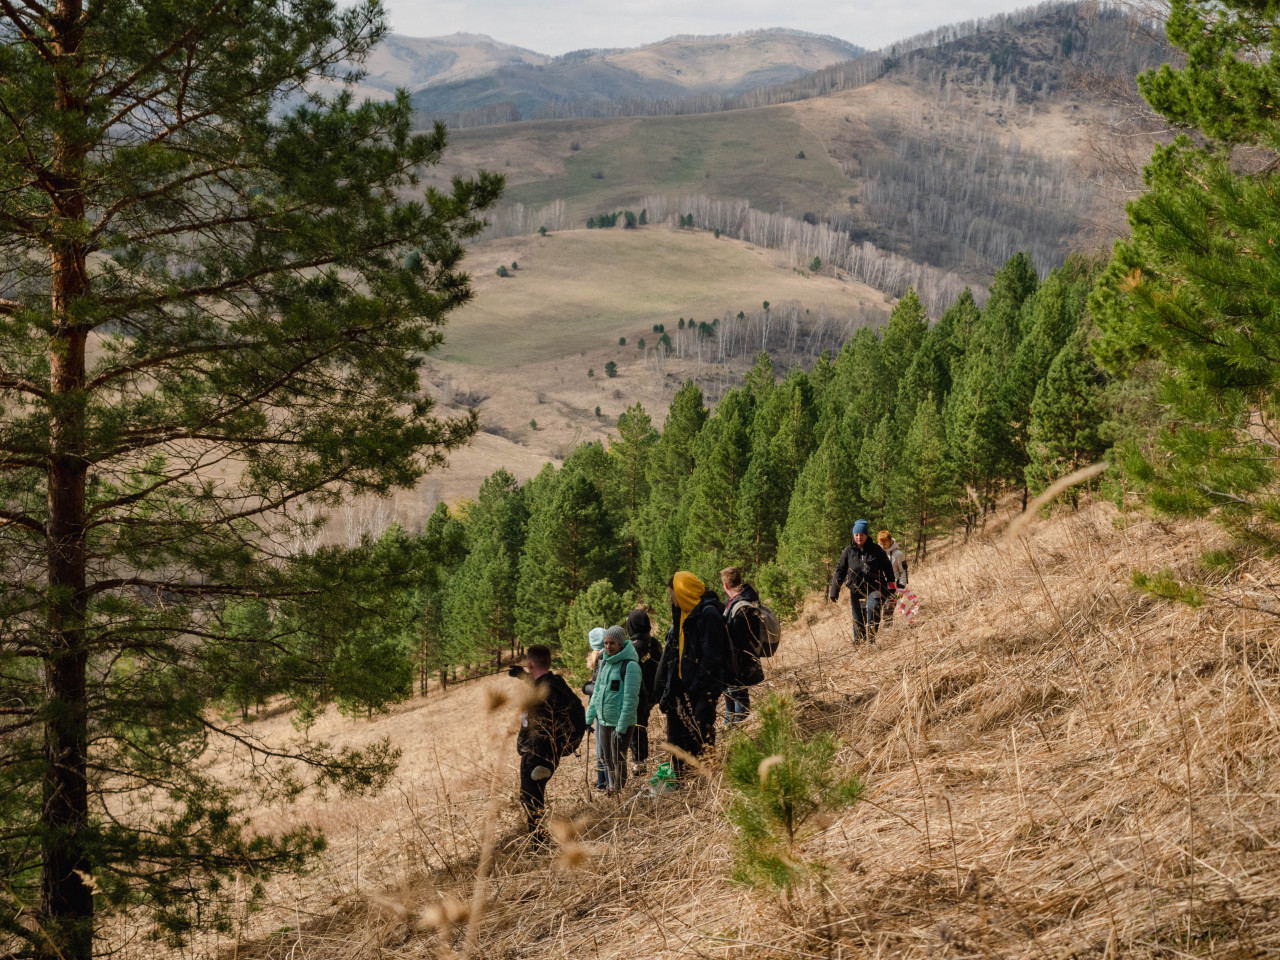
xmin=502 ymin=109 xmax=852 ymax=221
xmin=407 ymin=226 xmax=885 ymax=508
xmin=149 ymin=501 xmax=1280 ymax=959
xmin=444 ymin=227 xmax=882 ymax=366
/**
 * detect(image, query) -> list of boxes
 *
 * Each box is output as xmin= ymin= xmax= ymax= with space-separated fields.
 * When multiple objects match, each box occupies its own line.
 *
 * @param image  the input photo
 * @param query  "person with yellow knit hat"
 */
xmin=655 ymin=571 xmax=730 ymax=780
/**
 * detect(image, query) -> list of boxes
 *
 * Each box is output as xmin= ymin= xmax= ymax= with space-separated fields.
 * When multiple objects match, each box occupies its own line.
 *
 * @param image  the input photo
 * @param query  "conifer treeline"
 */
xmin=248 ymin=251 xmax=1113 ymax=715
xmin=381 ymin=251 xmax=1112 ymax=689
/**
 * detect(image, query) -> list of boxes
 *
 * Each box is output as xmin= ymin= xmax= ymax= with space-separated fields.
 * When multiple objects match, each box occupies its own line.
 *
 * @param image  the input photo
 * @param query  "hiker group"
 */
xmin=514 ymin=522 xmax=908 ymax=836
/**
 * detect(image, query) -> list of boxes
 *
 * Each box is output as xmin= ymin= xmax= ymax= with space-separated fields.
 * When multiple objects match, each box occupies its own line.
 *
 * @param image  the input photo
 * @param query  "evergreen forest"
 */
xmin=292 ymin=250 xmax=1119 ymax=696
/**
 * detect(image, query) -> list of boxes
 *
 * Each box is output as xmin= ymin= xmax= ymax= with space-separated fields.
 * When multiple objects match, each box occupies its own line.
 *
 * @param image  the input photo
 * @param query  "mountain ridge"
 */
xmin=404 ymin=29 xmax=865 ymax=119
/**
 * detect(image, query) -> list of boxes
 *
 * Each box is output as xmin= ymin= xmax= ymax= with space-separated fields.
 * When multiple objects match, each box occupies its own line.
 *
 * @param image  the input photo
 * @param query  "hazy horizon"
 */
xmin=380 ymin=0 xmax=1045 ymax=57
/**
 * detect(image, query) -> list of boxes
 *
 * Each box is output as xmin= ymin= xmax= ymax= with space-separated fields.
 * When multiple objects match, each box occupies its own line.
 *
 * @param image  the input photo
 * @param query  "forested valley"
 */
xmin=244 ymin=250 xmax=1124 ymax=716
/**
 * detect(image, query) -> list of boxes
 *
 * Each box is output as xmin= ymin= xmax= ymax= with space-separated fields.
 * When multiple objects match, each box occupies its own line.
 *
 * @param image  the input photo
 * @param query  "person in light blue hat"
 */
xmin=829 ymin=519 xmax=896 ymax=642
xmin=584 ymin=626 xmax=608 ymax=789
xmin=585 ymin=625 xmax=640 ymax=793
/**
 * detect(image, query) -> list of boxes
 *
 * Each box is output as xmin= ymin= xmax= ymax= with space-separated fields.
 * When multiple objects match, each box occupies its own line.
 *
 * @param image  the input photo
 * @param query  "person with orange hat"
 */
xmin=655 ymin=571 xmax=728 ymax=780
xmin=876 ymin=529 xmax=908 ymax=628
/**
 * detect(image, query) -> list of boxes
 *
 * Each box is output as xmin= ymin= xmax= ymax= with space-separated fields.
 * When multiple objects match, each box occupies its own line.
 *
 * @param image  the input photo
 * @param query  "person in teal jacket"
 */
xmin=585 ymin=625 xmax=640 ymax=793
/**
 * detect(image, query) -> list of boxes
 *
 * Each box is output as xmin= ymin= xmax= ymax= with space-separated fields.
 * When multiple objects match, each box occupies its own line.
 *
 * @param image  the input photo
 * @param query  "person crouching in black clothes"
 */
xmin=512 ymin=644 xmax=585 ymax=835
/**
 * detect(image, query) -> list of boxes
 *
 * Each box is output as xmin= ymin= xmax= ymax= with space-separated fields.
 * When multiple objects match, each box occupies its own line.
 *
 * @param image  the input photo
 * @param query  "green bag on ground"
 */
xmin=648 ymin=761 xmax=678 ymax=792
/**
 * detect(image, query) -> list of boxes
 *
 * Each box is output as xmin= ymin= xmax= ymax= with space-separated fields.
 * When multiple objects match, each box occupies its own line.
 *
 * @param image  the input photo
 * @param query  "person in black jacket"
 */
xmin=513 ymin=644 xmax=585 ymax=834
xmin=624 ymin=607 xmax=663 ymax=771
xmin=656 ymin=571 xmax=729 ymax=780
xmin=829 ymin=519 xmax=896 ymax=643
xmin=721 ymin=566 xmax=765 ymax=726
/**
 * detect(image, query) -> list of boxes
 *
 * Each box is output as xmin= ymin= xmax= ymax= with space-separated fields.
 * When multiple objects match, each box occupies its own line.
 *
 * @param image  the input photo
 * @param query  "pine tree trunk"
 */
xmin=41 ymin=3 xmax=94 ymax=955
xmin=42 ymin=268 xmax=94 ymax=960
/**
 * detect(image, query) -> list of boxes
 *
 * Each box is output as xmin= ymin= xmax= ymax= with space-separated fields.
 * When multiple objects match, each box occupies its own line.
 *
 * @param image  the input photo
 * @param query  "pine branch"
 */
xmin=86 ymin=158 xmax=241 ymax=245
xmin=0 ymin=0 xmax=53 ymax=63
xmin=97 ymin=1 xmax=230 ymax=105
xmin=85 ymin=577 xmax=322 ymax=599
xmin=0 ymin=510 xmax=41 ymax=533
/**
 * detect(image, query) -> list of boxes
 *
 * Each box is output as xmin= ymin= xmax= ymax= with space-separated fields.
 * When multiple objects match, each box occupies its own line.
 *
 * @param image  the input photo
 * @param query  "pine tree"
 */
xmin=639 ymin=382 xmax=707 ymax=600
xmin=1091 ymin=0 xmax=1280 ymax=545
xmin=1004 ymin=259 xmax=1095 ymax=507
xmin=937 ymin=287 xmax=982 ymax=385
xmin=446 ymin=541 xmax=518 ymax=670
xmin=819 ymin=328 xmax=890 ymax=451
xmin=681 ymin=389 xmax=754 ymax=583
xmin=646 ymin=381 xmax=708 ymax=506
xmin=979 ymin=251 xmax=1040 ymax=359
xmin=558 ymin=579 xmax=635 ymax=675
xmin=283 ymin=525 xmax=431 ymax=720
xmin=742 ymin=352 xmax=777 ymax=404
xmin=725 ymin=694 xmax=863 ymax=890
xmin=733 ymin=375 xmax=818 ymax=573
xmin=517 ymin=473 xmax=618 ymax=646
xmin=444 ymin=471 xmax=528 ymax=669
xmin=216 ymin=599 xmax=279 ymax=721
xmin=898 ymin=397 xmax=957 ymax=559
xmin=608 ymin=404 xmax=658 ymax=591
xmin=857 ymin=414 xmax=897 ymax=527
xmin=942 ymin=254 xmax=1042 ymax=515
xmin=895 ymin=320 xmax=952 ymax=420
xmin=0 ymin=0 xmax=500 ymax=952
xmin=880 ymin=287 xmax=929 ymax=393
xmin=945 ymin=348 xmax=1009 ymax=532
xmin=418 ymin=502 xmax=468 ymax=693
xmin=776 ymin=415 xmax=862 ymax=590
xmin=1026 ymin=329 xmax=1109 ymax=508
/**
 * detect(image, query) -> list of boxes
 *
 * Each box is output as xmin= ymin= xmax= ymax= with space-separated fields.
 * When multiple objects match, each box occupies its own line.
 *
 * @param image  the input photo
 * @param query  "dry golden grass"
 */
xmin=138 ymin=500 xmax=1280 ymax=959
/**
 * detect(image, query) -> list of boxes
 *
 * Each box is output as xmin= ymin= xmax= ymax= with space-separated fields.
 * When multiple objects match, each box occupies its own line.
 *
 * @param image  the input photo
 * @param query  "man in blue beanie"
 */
xmin=829 ymin=519 xmax=896 ymax=642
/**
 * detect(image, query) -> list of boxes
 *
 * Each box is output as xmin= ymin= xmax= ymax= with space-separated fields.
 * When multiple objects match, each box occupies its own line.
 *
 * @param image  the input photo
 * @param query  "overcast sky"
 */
xmin=381 ymin=0 xmax=1041 ymax=56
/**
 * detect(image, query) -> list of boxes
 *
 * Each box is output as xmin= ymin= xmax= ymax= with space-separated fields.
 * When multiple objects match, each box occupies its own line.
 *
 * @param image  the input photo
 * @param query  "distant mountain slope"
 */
xmin=317 ymin=33 xmax=548 ymax=102
xmin=359 ymin=33 xmax=549 ymax=95
xmin=410 ymin=30 xmax=864 ymax=120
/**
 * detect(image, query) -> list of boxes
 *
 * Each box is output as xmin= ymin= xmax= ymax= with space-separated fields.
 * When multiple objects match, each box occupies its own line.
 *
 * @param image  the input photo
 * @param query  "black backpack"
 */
xmin=551 ymin=679 xmax=588 ymax=757
xmin=724 ymin=601 xmax=765 ymax=687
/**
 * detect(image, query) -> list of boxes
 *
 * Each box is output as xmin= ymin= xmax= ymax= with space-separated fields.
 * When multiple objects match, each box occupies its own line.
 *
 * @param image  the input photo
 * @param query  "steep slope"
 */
xmin=145 ymin=502 xmax=1280 ymax=959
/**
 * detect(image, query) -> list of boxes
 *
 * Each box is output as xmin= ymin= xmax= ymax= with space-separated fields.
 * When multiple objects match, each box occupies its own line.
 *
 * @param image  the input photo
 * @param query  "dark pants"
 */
xmin=629 ymin=711 xmax=651 ymax=763
xmin=519 ymin=753 xmax=556 ymax=832
xmin=665 ymin=693 xmax=718 ymax=778
xmin=850 ymin=590 xmax=882 ymax=642
xmin=881 ymin=590 xmax=896 ymax=627
xmin=600 ymin=726 xmax=634 ymax=792
xmin=594 ymin=719 xmax=607 ymax=788
xmin=724 ymin=686 xmax=749 ymax=724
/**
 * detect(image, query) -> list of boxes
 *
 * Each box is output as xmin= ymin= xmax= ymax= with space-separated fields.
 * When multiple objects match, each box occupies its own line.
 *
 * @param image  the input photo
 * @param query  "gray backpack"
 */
xmin=731 ymin=599 xmax=782 ymax=658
